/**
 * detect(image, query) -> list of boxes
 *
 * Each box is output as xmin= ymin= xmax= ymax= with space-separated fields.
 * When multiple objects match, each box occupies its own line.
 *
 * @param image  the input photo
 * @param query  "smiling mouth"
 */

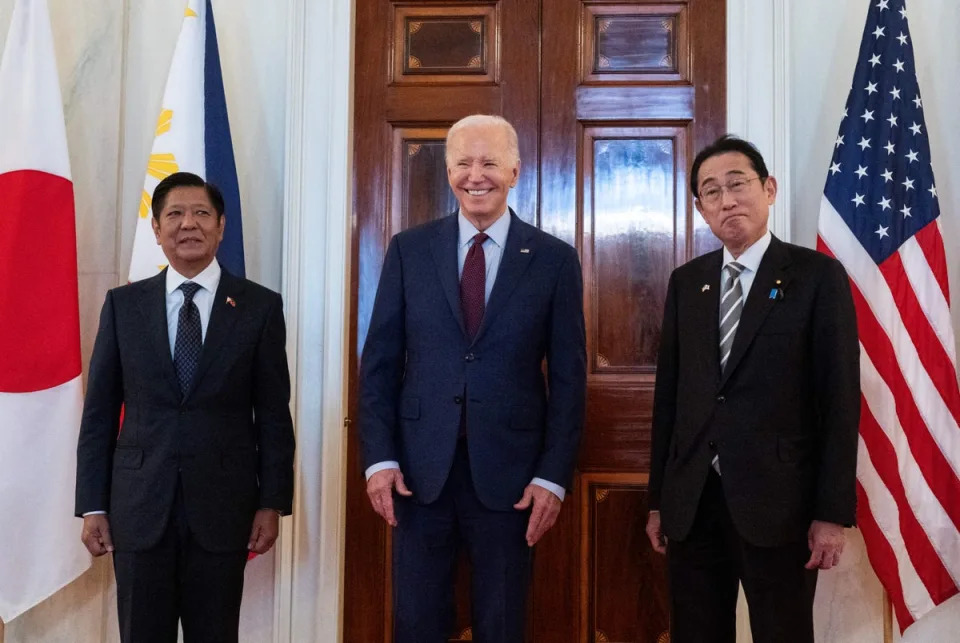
xmin=466 ymin=189 xmax=492 ymax=196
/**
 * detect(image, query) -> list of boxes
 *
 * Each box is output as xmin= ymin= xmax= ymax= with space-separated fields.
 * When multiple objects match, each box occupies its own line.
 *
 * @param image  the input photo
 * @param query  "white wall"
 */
xmin=0 ymin=1 xmax=287 ymax=641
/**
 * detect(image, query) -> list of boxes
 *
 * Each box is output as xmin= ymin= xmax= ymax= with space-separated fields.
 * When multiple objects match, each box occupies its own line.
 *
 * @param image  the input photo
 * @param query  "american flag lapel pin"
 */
xmin=226 ymin=296 xmax=236 ymax=308
xmin=701 ymin=284 xmax=710 ymax=292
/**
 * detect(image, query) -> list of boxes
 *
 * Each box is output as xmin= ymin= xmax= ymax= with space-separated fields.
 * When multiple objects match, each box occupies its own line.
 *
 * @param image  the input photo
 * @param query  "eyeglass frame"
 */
xmin=696 ymin=175 xmax=765 ymax=206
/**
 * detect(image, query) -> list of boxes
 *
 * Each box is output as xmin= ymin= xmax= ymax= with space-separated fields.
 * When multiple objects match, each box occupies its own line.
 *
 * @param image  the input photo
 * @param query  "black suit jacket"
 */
xmin=75 ymin=268 xmax=295 ymax=552
xmin=359 ymin=211 xmax=586 ymax=510
xmin=649 ymin=236 xmax=860 ymax=546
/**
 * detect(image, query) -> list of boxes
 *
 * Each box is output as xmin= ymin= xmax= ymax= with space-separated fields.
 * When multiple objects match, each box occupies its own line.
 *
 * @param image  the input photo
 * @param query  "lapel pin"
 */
xmin=701 ymin=284 xmax=710 ymax=292
xmin=769 ymin=286 xmax=784 ymax=301
xmin=520 ymin=248 xmax=530 ymax=254
xmin=226 ymin=296 xmax=236 ymax=307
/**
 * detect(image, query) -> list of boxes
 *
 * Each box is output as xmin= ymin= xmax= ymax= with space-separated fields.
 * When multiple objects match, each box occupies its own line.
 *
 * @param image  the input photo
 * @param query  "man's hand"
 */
xmin=366 ymin=468 xmax=413 ymax=527
xmin=645 ymin=510 xmax=667 ymax=555
xmin=805 ymin=520 xmax=846 ymax=570
xmin=513 ymin=484 xmax=562 ymax=547
xmin=247 ymin=509 xmax=281 ymax=554
xmin=81 ymin=514 xmax=114 ymax=556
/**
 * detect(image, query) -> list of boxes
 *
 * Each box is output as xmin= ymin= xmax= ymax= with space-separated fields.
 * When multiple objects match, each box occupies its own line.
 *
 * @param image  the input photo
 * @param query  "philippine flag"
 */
xmin=0 ymin=0 xmax=92 ymax=621
xmin=128 ymin=0 xmax=245 ymax=282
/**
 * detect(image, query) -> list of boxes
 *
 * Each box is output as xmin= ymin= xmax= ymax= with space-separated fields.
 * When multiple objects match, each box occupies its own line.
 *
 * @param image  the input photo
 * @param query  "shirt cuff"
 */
xmin=531 ymin=477 xmax=565 ymax=501
xmin=82 ymin=511 xmax=107 ymax=516
xmin=365 ymin=461 xmax=400 ymax=480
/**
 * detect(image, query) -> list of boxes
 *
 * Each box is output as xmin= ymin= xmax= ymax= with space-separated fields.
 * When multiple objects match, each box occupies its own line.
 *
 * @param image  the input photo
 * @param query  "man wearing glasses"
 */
xmin=646 ymin=135 xmax=860 ymax=642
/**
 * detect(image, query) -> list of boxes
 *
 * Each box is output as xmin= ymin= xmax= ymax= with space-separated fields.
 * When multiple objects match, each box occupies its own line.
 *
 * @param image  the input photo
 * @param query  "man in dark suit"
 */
xmin=645 ymin=136 xmax=860 ymax=643
xmin=75 ymin=172 xmax=295 ymax=643
xmin=360 ymin=114 xmax=586 ymax=642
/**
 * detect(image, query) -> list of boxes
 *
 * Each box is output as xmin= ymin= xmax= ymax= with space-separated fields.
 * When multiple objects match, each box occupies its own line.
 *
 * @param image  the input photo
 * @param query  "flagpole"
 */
xmin=882 ymin=590 xmax=893 ymax=643
xmin=1 ymin=616 xmax=6 ymax=642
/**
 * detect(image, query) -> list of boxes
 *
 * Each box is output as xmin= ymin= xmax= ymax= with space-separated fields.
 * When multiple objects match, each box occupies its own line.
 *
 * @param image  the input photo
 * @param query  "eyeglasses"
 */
xmin=698 ymin=176 xmax=763 ymax=206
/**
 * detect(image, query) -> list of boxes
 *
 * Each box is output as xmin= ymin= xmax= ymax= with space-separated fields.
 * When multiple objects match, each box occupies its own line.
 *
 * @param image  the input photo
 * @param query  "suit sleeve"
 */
xmin=358 ymin=235 xmax=407 ymax=469
xmin=253 ymin=293 xmax=296 ymax=514
xmin=535 ymin=246 xmax=586 ymax=490
xmin=648 ymin=272 xmax=679 ymax=512
xmin=812 ymin=258 xmax=860 ymax=526
xmin=75 ymin=290 xmax=124 ymax=516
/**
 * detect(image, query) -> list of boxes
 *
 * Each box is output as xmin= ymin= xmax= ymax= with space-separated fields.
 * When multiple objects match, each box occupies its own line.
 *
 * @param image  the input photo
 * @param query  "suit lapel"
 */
xmin=186 ymin=270 xmax=243 ymax=399
xmin=719 ymin=236 xmax=792 ymax=388
xmin=137 ymin=269 xmax=180 ymax=394
xmin=430 ymin=213 xmax=467 ymax=338
xmin=693 ymin=251 xmax=723 ymax=379
xmin=471 ymin=211 xmax=535 ymax=346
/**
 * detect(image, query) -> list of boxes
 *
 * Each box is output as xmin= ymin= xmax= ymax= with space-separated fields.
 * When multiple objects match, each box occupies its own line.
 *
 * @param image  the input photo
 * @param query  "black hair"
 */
xmin=690 ymin=135 xmax=770 ymax=197
xmin=151 ymin=172 xmax=225 ymax=220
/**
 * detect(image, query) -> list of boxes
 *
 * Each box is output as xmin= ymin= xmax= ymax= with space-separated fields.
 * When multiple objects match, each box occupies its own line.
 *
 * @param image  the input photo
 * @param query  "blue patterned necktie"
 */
xmin=174 ymin=281 xmax=203 ymax=397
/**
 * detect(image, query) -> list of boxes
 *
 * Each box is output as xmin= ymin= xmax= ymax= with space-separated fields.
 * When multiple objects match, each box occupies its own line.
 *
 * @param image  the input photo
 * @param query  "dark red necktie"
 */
xmin=460 ymin=232 xmax=488 ymax=339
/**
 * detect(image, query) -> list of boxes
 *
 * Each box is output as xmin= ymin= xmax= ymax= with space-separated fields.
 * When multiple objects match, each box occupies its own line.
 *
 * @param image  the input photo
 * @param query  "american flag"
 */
xmin=816 ymin=0 xmax=960 ymax=632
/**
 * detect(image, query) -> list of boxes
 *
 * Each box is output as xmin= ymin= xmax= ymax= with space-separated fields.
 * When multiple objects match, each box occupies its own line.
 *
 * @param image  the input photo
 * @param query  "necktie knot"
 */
xmin=473 ymin=232 xmax=489 ymax=246
xmin=179 ymin=281 xmax=201 ymax=303
xmin=724 ymin=261 xmax=745 ymax=278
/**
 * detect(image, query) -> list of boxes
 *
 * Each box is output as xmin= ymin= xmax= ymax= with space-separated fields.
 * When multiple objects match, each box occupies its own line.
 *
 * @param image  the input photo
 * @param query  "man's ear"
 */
xmin=763 ymin=175 xmax=778 ymax=204
xmin=151 ymin=217 xmax=161 ymax=244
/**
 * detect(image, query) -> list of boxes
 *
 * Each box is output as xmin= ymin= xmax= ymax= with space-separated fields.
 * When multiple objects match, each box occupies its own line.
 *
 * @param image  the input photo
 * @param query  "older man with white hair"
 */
xmin=359 ymin=114 xmax=587 ymax=641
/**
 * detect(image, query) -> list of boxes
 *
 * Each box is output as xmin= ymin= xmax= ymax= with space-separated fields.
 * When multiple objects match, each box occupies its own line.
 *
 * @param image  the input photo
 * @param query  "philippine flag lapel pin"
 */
xmin=226 ymin=296 xmax=236 ymax=308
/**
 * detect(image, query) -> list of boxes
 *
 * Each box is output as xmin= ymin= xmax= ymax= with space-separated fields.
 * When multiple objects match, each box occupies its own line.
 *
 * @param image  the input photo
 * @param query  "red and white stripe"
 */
xmin=818 ymin=195 xmax=960 ymax=631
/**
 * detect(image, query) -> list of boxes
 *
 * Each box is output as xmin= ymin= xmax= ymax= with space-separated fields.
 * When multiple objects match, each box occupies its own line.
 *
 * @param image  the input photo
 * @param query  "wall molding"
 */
xmin=276 ymin=0 xmax=354 ymax=641
xmin=727 ymin=0 xmax=791 ymax=241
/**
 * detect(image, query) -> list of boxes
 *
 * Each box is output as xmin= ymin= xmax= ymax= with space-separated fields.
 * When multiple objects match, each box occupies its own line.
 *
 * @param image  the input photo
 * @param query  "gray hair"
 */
xmin=445 ymin=114 xmax=520 ymax=166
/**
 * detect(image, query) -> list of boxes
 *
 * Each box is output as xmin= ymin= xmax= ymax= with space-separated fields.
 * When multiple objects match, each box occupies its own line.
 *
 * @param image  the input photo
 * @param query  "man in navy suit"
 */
xmin=359 ymin=114 xmax=586 ymax=642
xmin=646 ymin=136 xmax=859 ymax=642
xmin=76 ymin=172 xmax=295 ymax=643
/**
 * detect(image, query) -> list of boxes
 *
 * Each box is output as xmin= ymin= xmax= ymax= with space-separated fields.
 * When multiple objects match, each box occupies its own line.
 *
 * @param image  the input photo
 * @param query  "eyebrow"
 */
xmin=699 ymin=169 xmax=748 ymax=186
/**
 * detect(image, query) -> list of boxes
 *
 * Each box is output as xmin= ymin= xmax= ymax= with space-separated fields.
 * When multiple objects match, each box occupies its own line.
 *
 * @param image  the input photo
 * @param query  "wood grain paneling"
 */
xmin=581 ymin=474 xmax=670 ymax=643
xmin=582 ymin=4 xmax=689 ymax=83
xmin=392 ymin=5 xmax=498 ymax=84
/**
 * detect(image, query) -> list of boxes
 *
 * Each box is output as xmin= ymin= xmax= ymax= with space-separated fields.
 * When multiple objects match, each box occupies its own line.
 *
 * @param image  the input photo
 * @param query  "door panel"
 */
xmin=347 ymin=2 xmax=725 ymax=640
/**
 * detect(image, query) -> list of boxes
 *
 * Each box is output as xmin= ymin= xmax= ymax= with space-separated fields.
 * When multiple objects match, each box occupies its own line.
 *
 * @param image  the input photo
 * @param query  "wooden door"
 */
xmin=346 ymin=2 xmax=725 ymax=641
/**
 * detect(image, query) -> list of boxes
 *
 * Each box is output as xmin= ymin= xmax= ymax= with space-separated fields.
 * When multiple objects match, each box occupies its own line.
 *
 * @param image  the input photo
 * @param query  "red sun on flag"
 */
xmin=0 ymin=168 xmax=81 ymax=393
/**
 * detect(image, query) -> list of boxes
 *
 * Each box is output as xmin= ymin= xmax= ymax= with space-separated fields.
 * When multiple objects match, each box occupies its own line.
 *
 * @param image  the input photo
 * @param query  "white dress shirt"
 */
xmin=165 ymin=260 xmax=222 ymax=355
xmin=83 ymin=260 xmax=222 ymax=516
xmin=720 ymin=229 xmax=771 ymax=309
xmin=365 ymin=211 xmax=567 ymax=501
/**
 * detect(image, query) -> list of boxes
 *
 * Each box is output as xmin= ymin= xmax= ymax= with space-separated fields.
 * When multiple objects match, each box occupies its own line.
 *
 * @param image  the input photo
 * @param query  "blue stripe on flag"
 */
xmin=204 ymin=0 xmax=245 ymax=278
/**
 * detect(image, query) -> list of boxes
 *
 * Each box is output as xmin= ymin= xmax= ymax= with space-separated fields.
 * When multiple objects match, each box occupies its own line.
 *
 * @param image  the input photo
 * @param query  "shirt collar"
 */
xmin=722 ymin=229 xmax=772 ymax=274
xmin=165 ymin=259 xmax=222 ymax=295
xmin=458 ymin=209 xmax=511 ymax=249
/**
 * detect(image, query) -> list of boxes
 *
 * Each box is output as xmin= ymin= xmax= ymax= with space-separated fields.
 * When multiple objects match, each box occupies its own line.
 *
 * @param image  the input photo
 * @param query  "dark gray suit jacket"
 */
xmin=75 ymin=268 xmax=295 ymax=552
xmin=649 ymin=236 xmax=860 ymax=546
xmin=359 ymin=211 xmax=586 ymax=510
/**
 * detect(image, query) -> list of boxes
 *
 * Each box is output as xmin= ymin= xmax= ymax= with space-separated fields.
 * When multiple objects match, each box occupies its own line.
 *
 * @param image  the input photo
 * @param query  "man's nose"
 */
xmin=467 ymin=163 xmax=484 ymax=182
xmin=181 ymin=210 xmax=198 ymax=227
xmin=720 ymin=187 xmax=738 ymax=208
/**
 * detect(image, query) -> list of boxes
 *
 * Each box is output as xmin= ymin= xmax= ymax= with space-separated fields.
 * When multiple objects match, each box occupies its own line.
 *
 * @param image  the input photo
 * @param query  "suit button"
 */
xmin=716 ymin=395 xmax=725 ymax=404
xmin=708 ymin=440 xmax=717 ymax=449
xmin=454 ymin=396 xmax=463 ymax=404
xmin=464 ymin=353 xmax=476 ymax=362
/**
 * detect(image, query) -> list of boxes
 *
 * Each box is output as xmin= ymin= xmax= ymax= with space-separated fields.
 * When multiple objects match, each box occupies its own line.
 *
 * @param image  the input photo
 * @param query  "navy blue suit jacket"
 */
xmin=359 ymin=211 xmax=586 ymax=511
